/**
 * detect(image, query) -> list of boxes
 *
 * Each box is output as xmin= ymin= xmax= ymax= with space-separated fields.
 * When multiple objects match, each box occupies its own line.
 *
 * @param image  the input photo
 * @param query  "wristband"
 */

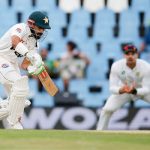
xmin=15 ymin=42 xmax=28 ymax=56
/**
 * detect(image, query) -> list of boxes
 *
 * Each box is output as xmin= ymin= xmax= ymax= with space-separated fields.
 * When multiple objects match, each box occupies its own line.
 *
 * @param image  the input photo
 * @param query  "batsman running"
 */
xmin=0 ymin=11 xmax=54 ymax=129
xmin=97 ymin=44 xmax=150 ymax=130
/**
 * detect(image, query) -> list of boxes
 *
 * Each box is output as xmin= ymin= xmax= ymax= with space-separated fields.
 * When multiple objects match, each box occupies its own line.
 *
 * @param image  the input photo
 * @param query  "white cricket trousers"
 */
xmin=0 ymin=56 xmax=29 ymax=129
xmin=97 ymin=93 xmax=150 ymax=130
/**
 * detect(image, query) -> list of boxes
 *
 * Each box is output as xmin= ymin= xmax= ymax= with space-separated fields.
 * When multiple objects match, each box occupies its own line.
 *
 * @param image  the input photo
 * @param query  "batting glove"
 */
xmin=26 ymin=51 xmax=43 ymax=68
xmin=27 ymin=64 xmax=45 ymax=76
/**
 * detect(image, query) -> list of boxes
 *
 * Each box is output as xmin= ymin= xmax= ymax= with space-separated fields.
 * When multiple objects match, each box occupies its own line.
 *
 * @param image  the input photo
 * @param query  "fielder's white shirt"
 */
xmin=109 ymin=58 xmax=150 ymax=96
xmin=0 ymin=23 xmax=39 ymax=63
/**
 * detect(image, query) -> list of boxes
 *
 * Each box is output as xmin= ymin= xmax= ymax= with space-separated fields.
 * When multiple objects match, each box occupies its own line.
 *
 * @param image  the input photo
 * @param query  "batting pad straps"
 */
xmin=15 ymin=42 xmax=28 ymax=56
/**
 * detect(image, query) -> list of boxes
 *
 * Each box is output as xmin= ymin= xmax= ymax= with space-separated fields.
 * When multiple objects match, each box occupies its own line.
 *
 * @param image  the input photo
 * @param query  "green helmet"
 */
xmin=29 ymin=11 xmax=51 ymax=29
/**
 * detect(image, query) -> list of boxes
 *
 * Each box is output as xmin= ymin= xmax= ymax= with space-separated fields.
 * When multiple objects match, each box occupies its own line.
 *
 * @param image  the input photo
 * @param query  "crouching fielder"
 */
xmin=0 ymin=11 xmax=51 ymax=129
xmin=97 ymin=45 xmax=150 ymax=130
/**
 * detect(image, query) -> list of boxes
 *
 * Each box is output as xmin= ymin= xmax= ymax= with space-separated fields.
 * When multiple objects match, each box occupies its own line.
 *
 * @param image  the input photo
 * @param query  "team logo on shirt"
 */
xmin=121 ymin=71 xmax=125 ymax=75
xmin=1 ymin=64 xmax=9 ymax=68
xmin=136 ymin=72 xmax=140 ymax=77
xmin=16 ymin=28 xmax=22 ymax=33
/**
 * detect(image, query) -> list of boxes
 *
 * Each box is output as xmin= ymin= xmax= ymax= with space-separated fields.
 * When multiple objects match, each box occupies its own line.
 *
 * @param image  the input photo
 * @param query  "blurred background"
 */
xmin=0 ymin=0 xmax=150 ymax=130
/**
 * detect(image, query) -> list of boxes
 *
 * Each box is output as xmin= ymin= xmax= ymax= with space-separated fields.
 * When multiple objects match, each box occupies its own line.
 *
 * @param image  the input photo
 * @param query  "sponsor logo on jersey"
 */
xmin=16 ymin=28 xmax=22 ymax=33
xmin=1 ymin=64 xmax=9 ymax=68
xmin=14 ymin=51 xmax=23 ymax=57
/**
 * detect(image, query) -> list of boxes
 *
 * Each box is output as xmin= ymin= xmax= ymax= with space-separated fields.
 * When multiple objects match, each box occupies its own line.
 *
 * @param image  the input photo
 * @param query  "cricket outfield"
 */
xmin=0 ymin=130 xmax=150 ymax=150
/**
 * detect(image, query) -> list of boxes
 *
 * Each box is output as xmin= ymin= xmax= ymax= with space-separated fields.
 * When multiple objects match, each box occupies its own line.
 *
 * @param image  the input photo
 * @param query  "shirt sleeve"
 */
xmin=10 ymin=24 xmax=26 ymax=38
xmin=136 ymin=68 xmax=150 ymax=96
xmin=109 ymin=63 xmax=121 ymax=94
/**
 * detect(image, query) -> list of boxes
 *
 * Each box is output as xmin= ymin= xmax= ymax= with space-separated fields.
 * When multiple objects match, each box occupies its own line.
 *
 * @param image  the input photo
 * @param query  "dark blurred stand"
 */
xmin=54 ymin=92 xmax=83 ymax=106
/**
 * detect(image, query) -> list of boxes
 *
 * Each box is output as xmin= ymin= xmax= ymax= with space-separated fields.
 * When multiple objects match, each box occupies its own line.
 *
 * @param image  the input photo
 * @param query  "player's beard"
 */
xmin=30 ymin=28 xmax=48 ymax=41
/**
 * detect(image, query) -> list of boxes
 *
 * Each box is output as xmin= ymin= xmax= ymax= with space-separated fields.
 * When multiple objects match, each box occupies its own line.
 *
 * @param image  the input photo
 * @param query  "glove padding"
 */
xmin=27 ymin=64 xmax=45 ymax=76
xmin=26 ymin=51 xmax=43 ymax=68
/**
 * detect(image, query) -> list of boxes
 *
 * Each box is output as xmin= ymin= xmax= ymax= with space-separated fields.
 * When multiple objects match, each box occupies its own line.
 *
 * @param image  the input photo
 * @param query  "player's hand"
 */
xmin=26 ymin=51 xmax=43 ymax=68
xmin=127 ymin=85 xmax=137 ymax=95
xmin=27 ymin=65 xmax=45 ymax=76
xmin=119 ymin=85 xmax=131 ymax=94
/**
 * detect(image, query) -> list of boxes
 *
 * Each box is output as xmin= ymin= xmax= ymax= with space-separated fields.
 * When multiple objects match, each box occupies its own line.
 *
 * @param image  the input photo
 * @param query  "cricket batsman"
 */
xmin=97 ymin=44 xmax=150 ymax=130
xmin=0 ymin=11 xmax=51 ymax=129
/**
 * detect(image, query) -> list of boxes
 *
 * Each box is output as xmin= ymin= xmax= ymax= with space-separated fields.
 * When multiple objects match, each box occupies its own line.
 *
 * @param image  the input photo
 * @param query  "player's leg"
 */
xmin=0 ymin=58 xmax=29 ymax=129
xmin=0 ymin=98 xmax=31 ymax=109
xmin=0 ymin=95 xmax=9 ymax=121
xmin=6 ymin=73 xmax=29 ymax=129
xmin=60 ymin=67 xmax=71 ymax=92
xmin=0 ymin=84 xmax=30 ymax=129
xmin=0 ymin=108 xmax=9 ymax=120
xmin=1 ymin=83 xmax=31 ymax=108
xmin=0 ymin=98 xmax=31 ymax=129
xmin=0 ymin=59 xmax=14 ymax=121
xmin=97 ymin=94 xmax=130 ymax=130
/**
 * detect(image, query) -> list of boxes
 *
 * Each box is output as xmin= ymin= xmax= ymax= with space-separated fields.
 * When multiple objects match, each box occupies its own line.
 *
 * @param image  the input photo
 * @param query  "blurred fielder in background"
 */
xmin=0 ymin=11 xmax=51 ymax=129
xmin=97 ymin=44 xmax=150 ymax=130
xmin=60 ymin=41 xmax=90 ymax=93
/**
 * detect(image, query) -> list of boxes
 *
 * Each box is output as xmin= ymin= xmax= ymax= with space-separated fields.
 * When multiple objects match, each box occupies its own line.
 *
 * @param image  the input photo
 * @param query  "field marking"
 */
xmin=1 ymin=129 xmax=150 ymax=134
xmin=83 ymin=130 xmax=150 ymax=134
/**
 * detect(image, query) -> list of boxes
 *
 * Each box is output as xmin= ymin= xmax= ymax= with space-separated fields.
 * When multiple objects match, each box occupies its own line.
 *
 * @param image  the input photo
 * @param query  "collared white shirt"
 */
xmin=0 ymin=23 xmax=39 ymax=63
xmin=109 ymin=58 xmax=150 ymax=96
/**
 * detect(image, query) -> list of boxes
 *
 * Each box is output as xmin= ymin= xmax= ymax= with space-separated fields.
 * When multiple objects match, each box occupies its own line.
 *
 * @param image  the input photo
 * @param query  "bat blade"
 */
xmin=38 ymin=69 xmax=58 ymax=96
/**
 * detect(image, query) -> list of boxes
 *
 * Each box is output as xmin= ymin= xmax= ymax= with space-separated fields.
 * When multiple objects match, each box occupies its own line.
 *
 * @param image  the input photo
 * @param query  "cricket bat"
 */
xmin=38 ymin=68 xmax=59 ymax=96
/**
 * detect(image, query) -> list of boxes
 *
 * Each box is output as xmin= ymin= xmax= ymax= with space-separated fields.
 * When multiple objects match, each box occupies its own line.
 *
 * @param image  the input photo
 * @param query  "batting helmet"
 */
xmin=28 ymin=11 xmax=51 ymax=29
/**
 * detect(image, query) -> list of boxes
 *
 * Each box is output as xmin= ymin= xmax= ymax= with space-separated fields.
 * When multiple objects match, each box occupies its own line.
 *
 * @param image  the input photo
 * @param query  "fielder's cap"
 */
xmin=123 ymin=44 xmax=138 ymax=54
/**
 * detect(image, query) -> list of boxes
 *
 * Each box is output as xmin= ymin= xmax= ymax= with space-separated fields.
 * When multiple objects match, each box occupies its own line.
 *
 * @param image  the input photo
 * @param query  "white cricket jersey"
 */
xmin=109 ymin=58 xmax=150 ymax=96
xmin=0 ymin=23 xmax=39 ymax=63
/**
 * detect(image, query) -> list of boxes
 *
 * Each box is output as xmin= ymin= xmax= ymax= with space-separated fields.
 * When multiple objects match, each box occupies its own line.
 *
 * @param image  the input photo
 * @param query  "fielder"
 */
xmin=0 ymin=11 xmax=51 ymax=129
xmin=97 ymin=45 xmax=150 ymax=130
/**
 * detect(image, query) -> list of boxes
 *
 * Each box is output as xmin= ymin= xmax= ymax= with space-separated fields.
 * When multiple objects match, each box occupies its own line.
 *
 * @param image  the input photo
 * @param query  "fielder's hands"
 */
xmin=119 ymin=84 xmax=131 ymax=94
xmin=119 ymin=83 xmax=137 ymax=95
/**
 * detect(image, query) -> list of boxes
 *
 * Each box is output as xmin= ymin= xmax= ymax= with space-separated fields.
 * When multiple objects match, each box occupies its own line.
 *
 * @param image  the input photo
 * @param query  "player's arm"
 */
xmin=11 ymin=37 xmax=43 ymax=71
xmin=10 ymin=26 xmax=42 ymax=67
xmin=11 ymin=27 xmax=29 ymax=56
xmin=21 ymin=57 xmax=31 ymax=70
xmin=109 ymin=64 xmax=130 ymax=94
xmin=109 ymin=64 xmax=121 ymax=94
xmin=11 ymin=35 xmax=30 ymax=57
xmin=78 ymin=53 xmax=90 ymax=65
xmin=135 ymin=69 xmax=150 ymax=96
xmin=11 ymin=35 xmax=22 ymax=48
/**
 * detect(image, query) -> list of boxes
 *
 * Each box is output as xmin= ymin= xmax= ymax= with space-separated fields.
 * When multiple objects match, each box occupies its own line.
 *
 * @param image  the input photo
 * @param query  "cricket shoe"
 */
xmin=5 ymin=117 xmax=23 ymax=130
xmin=10 ymin=122 xmax=23 ymax=130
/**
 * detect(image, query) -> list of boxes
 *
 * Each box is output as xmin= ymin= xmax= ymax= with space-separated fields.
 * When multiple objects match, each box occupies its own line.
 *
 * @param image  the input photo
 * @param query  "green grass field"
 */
xmin=0 ymin=130 xmax=150 ymax=150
